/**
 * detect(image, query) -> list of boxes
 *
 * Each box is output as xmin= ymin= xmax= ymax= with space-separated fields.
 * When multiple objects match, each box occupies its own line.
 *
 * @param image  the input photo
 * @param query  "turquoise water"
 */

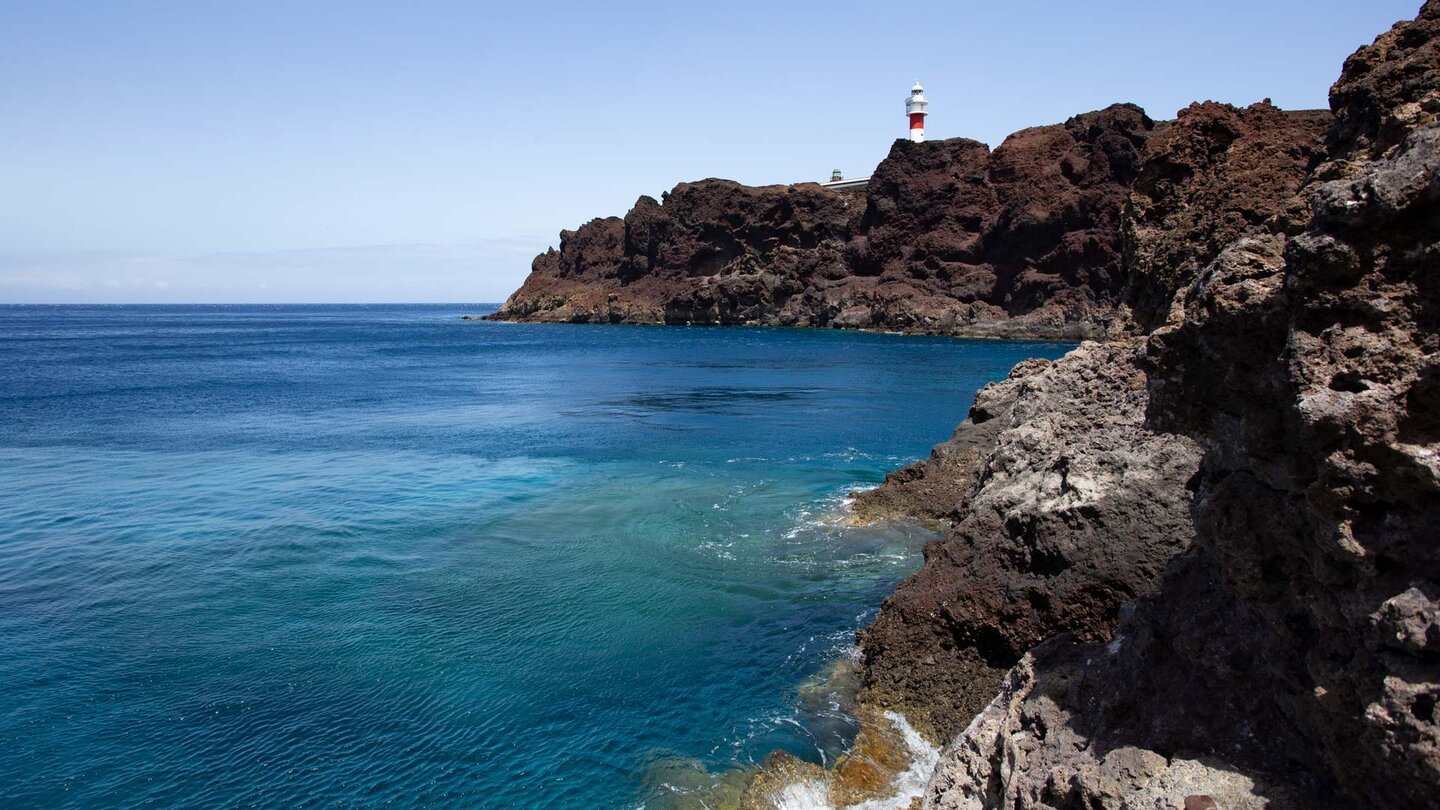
xmin=0 ymin=305 xmax=1068 ymax=808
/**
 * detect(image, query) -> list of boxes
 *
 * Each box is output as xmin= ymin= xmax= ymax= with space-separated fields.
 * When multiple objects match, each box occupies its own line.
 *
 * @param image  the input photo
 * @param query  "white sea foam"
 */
xmin=696 ymin=537 xmax=737 ymax=559
xmin=762 ymin=711 xmax=941 ymax=810
xmin=780 ymin=487 xmax=861 ymax=540
xmin=849 ymin=711 xmax=940 ymax=810
xmin=771 ymin=780 xmax=832 ymax=810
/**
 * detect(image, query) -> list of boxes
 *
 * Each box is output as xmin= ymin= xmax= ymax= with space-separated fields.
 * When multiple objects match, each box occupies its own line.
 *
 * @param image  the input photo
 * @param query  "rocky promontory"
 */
xmin=489 ymin=104 xmax=1327 ymax=340
xmin=484 ymin=3 xmax=1439 ymax=807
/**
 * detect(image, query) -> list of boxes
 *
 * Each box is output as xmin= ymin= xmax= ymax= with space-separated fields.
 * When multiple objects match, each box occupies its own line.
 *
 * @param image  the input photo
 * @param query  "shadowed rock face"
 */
xmin=1139 ymin=2 xmax=1440 ymax=802
xmin=850 ymin=101 xmax=1332 ymax=748
xmin=1123 ymin=101 xmax=1333 ymax=331
xmin=859 ymin=3 xmax=1440 ymax=808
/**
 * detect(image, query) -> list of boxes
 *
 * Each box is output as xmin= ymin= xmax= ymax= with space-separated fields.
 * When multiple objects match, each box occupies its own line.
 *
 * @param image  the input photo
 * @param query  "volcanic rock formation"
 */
xmin=854 ymin=339 xmax=1204 ymax=745
xmin=491 ymin=180 xmax=855 ymax=326
xmin=850 ymin=3 xmax=1440 ymax=807
xmin=490 ymin=101 xmax=1332 ymax=342
xmin=490 ymin=107 xmax=1147 ymax=338
xmin=1122 ymin=101 xmax=1333 ymax=332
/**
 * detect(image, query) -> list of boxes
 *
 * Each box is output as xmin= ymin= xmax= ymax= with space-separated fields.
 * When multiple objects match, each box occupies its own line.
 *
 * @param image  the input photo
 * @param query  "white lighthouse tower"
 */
xmin=906 ymin=82 xmax=929 ymax=142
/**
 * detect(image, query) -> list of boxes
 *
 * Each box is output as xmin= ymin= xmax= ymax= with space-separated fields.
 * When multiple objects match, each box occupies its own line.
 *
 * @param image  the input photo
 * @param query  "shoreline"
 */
xmin=496 ymin=5 xmax=1439 ymax=805
xmin=726 ymin=500 xmax=963 ymax=810
xmin=652 ymin=636 xmax=946 ymax=809
xmin=639 ymin=490 xmax=956 ymax=810
xmin=466 ymin=314 xmax=1100 ymax=344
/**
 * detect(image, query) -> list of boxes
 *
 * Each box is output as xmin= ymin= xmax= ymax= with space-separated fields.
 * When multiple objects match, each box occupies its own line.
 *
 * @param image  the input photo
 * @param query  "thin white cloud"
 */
xmin=0 ymin=238 xmax=551 ymax=303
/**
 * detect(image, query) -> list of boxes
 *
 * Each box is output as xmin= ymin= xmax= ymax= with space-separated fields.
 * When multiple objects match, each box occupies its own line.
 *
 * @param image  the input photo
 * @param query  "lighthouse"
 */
xmin=906 ymin=82 xmax=929 ymax=142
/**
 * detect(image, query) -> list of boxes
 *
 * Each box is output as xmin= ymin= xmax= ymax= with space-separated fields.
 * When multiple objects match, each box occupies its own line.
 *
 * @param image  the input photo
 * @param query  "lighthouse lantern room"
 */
xmin=906 ymin=82 xmax=929 ymax=142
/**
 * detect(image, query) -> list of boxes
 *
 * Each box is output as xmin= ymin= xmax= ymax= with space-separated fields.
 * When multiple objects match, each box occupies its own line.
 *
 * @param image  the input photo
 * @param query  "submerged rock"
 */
xmin=738 ymin=708 xmax=938 ymax=810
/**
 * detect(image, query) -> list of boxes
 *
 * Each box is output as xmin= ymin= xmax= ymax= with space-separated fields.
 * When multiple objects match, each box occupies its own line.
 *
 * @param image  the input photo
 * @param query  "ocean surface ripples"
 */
xmin=0 ymin=304 xmax=1069 ymax=808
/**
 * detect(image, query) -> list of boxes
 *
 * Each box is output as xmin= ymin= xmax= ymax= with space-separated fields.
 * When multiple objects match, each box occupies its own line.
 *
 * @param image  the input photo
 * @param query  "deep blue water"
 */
xmin=0 ymin=305 xmax=1069 ymax=808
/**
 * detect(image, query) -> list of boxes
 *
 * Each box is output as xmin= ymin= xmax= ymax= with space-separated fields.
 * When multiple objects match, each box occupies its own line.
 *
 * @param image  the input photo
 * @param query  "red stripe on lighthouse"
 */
xmin=909 ymin=113 xmax=925 ymax=129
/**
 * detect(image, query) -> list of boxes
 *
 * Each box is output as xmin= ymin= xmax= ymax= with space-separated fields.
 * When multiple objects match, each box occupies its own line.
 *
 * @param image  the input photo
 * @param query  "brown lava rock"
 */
xmin=489 ymin=106 xmax=1161 ymax=339
xmin=1123 ymin=101 xmax=1331 ymax=331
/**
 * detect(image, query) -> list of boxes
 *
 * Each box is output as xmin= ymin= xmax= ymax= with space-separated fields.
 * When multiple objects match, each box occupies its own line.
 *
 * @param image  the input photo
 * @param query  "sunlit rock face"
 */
xmin=492 ymin=95 xmax=1332 ymax=344
xmin=491 ymin=106 xmax=1160 ymax=339
xmin=854 ymin=339 xmax=1203 ymax=745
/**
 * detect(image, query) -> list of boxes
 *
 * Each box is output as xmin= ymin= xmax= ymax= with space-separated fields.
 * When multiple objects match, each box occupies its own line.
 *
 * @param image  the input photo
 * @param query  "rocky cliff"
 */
xmin=492 ymin=106 xmax=1261 ymax=339
xmin=847 ymin=3 xmax=1440 ymax=808
xmin=484 ymin=3 xmax=1437 ymax=806
xmin=487 ymin=180 xmax=856 ymax=327
xmin=1122 ymin=101 xmax=1333 ymax=331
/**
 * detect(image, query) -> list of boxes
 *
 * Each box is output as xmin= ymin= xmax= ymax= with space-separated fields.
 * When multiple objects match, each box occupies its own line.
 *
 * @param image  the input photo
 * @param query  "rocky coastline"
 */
xmin=486 ymin=101 xmax=1326 ymax=343
xmin=493 ymin=4 xmax=1440 ymax=807
xmin=853 ymin=4 xmax=1440 ymax=807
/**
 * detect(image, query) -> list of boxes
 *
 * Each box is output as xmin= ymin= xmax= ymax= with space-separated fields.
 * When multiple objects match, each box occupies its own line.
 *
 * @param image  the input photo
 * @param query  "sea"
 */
xmin=0 ymin=304 xmax=1070 ymax=808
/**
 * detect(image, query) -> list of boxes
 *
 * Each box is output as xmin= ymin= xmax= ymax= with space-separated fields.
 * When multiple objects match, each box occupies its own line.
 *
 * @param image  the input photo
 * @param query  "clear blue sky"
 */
xmin=0 ymin=0 xmax=1422 ymax=303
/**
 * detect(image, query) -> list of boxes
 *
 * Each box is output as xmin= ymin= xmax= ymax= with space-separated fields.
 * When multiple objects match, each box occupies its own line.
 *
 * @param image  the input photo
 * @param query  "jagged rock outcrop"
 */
xmin=827 ymin=104 xmax=1154 ymax=338
xmin=855 ymin=340 xmax=1203 ymax=743
xmin=850 ymin=101 xmax=1332 ymax=749
xmin=489 ymin=106 xmax=1166 ymax=339
xmin=852 ymin=101 xmax=1330 ymax=530
xmin=856 ymin=3 xmax=1440 ymax=808
xmin=490 ymin=101 xmax=1337 ymax=342
xmin=1135 ymin=2 xmax=1440 ymax=802
xmin=846 ymin=99 xmax=1330 ymax=743
xmin=486 ymin=181 xmax=854 ymax=325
